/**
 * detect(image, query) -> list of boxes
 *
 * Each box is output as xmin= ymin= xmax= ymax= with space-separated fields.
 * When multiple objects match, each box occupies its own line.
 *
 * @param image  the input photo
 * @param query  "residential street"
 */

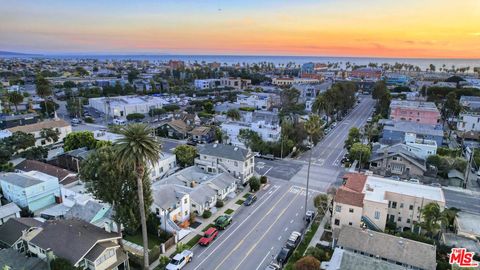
xmin=184 ymin=180 xmax=317 ymax=270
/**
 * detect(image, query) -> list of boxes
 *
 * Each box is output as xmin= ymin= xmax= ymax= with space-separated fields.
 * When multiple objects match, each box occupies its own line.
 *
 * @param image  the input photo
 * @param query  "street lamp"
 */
xmin=304 ymin=140 xmax=313 ymax=218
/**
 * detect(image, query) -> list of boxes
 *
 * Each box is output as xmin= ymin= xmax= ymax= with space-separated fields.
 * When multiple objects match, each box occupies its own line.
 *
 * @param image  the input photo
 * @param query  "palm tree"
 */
xmin=303 ymin=115 xmax=323 ymax=216
xmin=114 ymin=123 xmax=161 ymax=269
xmin=226 ymin=109 xmax=241 ymax=121
xmin=8 ymin=92 xmax=24 ymax=112
xmin=35 ymin=75 xmax=52 ymax=116
xmin=419 ymin=202 xmax=452 ymax=239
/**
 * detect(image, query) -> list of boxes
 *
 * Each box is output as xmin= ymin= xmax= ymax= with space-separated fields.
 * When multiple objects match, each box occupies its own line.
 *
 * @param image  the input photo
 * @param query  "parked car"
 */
xmin=430 ymin=183 xmax=442 ymax=188
xmin=264 ymin=262 xmax=281 ymax=270
xmin=71 ymin=118 xmax=81 ymax=126
xmin=276 ymin=247 xmax=293 ymax=265
xmin=113 ymin=118 xmax=127 ymax=125
xmin=305 ymin=210 xmax=315 ymax=223
xmin=244 ymin=194 xmax=257 ymax=206
xmin=214 ymin=215 xmax=232 ymax=230
xmin=367 ymin=117 xmax=372 ymax=123
xmin=407 ymin=178 xmax=420 ymax=184
xmin=166 ymin=250 xmax=193 ymax=270
xmin=198 ymin=227 xmax=219 ymax=246
xmin=260 ymin=154 xmax=275 ymax=160
xmin=286 ymin=231 xmax=302 ymax=248
xmin=390 ymin=176 xmax=400 ymax=181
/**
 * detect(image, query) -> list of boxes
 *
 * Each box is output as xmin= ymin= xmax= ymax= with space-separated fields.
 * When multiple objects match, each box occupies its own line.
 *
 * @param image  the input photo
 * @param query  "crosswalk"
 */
xmin=287 ymin=185 xmax=320 ymax=196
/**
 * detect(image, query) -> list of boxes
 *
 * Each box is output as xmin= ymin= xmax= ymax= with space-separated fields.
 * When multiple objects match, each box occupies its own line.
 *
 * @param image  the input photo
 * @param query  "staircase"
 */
xmin=361 ymin=216 xmax=382 ymax=232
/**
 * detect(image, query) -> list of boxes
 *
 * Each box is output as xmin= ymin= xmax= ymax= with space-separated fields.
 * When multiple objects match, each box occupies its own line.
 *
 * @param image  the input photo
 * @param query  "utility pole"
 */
xmin=280 ymin=135 xmax=284 ymax=159
xmin=304 ymin=140 xmax=313 ymax=218
xmin=464 ymin=147 xmax=473 ymax=189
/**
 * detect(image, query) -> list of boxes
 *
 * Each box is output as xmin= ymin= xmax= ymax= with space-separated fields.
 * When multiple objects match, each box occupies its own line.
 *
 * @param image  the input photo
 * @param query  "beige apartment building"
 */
xmin=332 ymin=173 xmax=445 ymax=232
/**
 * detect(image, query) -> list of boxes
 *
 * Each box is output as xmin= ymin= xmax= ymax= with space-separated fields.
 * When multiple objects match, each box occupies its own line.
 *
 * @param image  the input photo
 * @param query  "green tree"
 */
xmin=20 ymin=146 xmax=48 ymax=160
xmin=226 ymin=109 xmax=241 ymax=121
xmin=349 ymin=143 xmax=371 ymax=169
xmin=304 ymin=114 xmax=322 ymax=145
xmin=50 ymin=257 xmax=79 ymax=270
xmin=442 ymin=92 xmax=461 ymax=126
xmin=149 ymin=108 xmax=166 ymax=119
xmin=280 ymin=87 xmax=301 ymax=115
xmin=35 ymin=74 xmax=53 ymax=116
xmin=344 ymin=127 xmax=360 ymax=150
xmin=173 ymin=145 xmax=197 ymax=167
xmin=313 ymin=194 xmax=329 ymax=215
xmin=80 ymin=145 xmax=152 ymax=232
xmin=63 ymin=131 xmax=96 ymax=151
xmin=420 ymin=202 xmax=448 ymax=239
xmin=40 ymin=128 xmax=60 ymax=144
xmin=305 ymin=247 xmax=329 ymax=262
xmin=294 ymin=256 xmax=320 ymax=270
xmin=3 ymin=131 xmax=35 ymax=154
xmin=8 ymin=91 xmax=24 ymax=112
xmin=114 ymin=123 xmax=161 ymax=269
xmin=249 ymin=176 xmax=261 ymax=192
xmin=126 ymin=113 xmax=146 ymax=121
xmin=203 ymin=101 xmax=214 ymax=114
xmin=163 ymin=104 xmax=180 ymax=112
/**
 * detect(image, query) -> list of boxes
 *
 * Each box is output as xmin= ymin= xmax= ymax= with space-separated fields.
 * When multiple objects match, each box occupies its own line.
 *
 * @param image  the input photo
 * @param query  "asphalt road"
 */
xmin=443 ymin=188 xmax=480 ymax=214
xmin=184 ymin=180 xmax=317 ymax=270
xmin=258 ymin=95 xmax=376 ymax=192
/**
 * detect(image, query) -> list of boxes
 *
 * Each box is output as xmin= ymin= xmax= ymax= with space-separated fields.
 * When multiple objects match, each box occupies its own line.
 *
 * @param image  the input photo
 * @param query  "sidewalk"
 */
xmin=149 ymin=188 xmax=250 ymax=269
xmin=306 ymin=212 xmax=330 ymax=251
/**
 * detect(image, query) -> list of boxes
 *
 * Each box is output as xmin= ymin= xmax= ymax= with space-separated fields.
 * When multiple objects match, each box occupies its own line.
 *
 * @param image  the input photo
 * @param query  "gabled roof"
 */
xmin=0 ymin=202 xmax=21 ymax=219
xmin=7 ymin=118 xmax=70 ymax=133
xmin=29 ymin=219 xmax=120 ymax=265
xmin=337 ymin=226 xmax=437 ymax=270
xmin=335 ymin=187 xmax=365 ymax=207
xmin=198 ymin=143 xmax=252 ymax=161
xmin=342 ymin=173 xmax=367 ymax=192
xmin=0 ymin=218 xmax=44 ymax=247
xmin=65 ymin=200 xmax=111 ymax=223
xmin=189 ymin=126 xmax=212 ymax=136
xmin=370 ymin=144 xmax=426 ymax=171
xmin=16 ymin=159 xmax=77 ymax=185
xmin=165 ymin=119 xmax=189 ymax=133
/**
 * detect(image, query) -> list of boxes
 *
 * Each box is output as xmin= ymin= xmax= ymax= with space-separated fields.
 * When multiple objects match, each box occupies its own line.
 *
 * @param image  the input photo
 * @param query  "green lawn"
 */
xmin=224 ymin=209 xmax=235 ymax=215
xmin=243 ymin=193 xmax=252 ymax=199
xmin=186 ymin=234 xmax=202 ymax=248
xmin=235 ymin=199 xmax=245 ymax=205
xmin=201 ymin=223 xmax=215 ymax=232
xmin=124 ymin=233 xmax=162 ymax=249
xmin=283 ymin=221 xmax=321 ymax=270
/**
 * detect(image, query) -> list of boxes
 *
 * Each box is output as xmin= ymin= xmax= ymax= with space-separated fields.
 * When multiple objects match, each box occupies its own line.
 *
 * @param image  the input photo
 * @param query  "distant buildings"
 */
xmin=0 ymin=171 xmax=61 ymax=212
xmin=331 ymin=173 xmax=445 ymax=232
xmin=194 ymin=79 xmax=221 ymax=90
xmin=0 ymin=203 xmax=21 ymax=225
xmin=457 ymin=112 xmax=480 ymax=132
xmin=0 ymin=113 xmax=39 ymax=129
xmin=272 ymin=77 xmax=320 ymax=86
xmin=381 ymin=120 xmax=444 ymax=146
xmin=235 ymin=93 xmax=273 ymax=110
xmin=350 ymin=68 xmax=382 ymax=81
xmin=460 ymin=95 xmax=480 ymax=110
xmin=88 ymin=95 xmax=168 ymax=118
xmin=194 ymin=77 xmax=251 ymax=90
xmin=384 ymin=73 xmax=410 ymax=86
xmin=389 ymin=100 xmax=441 ymax=125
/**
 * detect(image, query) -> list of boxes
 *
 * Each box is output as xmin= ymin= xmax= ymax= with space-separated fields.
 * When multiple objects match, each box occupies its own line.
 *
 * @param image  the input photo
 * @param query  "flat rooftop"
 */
xmin=456 ymin=211 xmax=480 ymax=237
xmin=390 ymin=100 xmax=439 ymax=111
xmin=364 ymin=175 xmax=445 ymax=204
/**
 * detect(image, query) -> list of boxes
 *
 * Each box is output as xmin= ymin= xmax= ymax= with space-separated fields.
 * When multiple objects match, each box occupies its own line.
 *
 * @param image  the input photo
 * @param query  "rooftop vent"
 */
xmin=234 ymin=147 xmax=238 ymax=151
xmin=213 ymin=144 xmax=217 ymax=148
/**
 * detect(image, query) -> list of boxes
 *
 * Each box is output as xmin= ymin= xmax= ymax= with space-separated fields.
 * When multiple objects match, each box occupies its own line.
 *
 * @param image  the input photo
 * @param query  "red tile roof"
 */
xmin=335 ymin=187 xmax=365 ymax=207
xmin=343 ymin=173 xmax=367 ymax=192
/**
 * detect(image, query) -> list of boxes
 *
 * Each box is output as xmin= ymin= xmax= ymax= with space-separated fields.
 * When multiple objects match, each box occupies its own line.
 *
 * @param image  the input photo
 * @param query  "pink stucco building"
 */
xmin=389 ymin=100 xmax=441 ymax=125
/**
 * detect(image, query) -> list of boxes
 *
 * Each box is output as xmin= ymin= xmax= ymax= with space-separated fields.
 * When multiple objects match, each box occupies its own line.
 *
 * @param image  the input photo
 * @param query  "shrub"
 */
xmin=260 ymin=175 xmax=268 ymax=184
xmin=126 ymin=113 xmax=145 ymax=121
xmin=189 ymin=212 xmax=196 ymax=224
xmin=215 ymin=200 xmax=224 ymax=208
xmin=84 ymin=116 xmax=94 ymax=123
xmin=175 ymin=243 xmax=190 ymax=254
xmin=202 ymin=210 xmax=212 ymax=219
xmin=294 ymin=256 xmax=320 ymax=270
xmin=249 ymin=176 xmax=261 ymax=192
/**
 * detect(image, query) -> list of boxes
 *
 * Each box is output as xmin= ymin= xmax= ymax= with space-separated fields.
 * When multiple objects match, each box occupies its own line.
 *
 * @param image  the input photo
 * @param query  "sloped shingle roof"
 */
xmin=198 ymin=143 xmax=251 ymax=161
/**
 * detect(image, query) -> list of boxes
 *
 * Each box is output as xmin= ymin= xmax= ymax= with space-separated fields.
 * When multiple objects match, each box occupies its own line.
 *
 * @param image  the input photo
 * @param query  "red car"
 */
xmin=198 ymin=227 xmax=218 ymax=246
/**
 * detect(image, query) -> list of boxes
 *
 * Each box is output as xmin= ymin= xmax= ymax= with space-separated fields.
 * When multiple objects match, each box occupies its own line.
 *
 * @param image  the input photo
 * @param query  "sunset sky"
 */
xmin=1 ymin=0 xmax=480 ymax=58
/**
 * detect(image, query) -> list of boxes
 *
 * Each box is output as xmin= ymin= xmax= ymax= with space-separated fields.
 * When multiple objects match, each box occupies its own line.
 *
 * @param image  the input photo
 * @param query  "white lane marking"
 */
xmin=296 ymin=213 xmax=299 ymax=217
xmin=290 ymin=219 xmax=294 ymax=224
xmin=255 ymin=249 xmax=273 ymax=270
xmin=278 ymin=236 xmax=282 ymax=241
xmin=263 ymin=166 xmax=273 ymax=176
xmin=284 ymin=227 xmax=288 ymax=232
xmin=196 ymin=221 xmax=238 ymax=257
xmin=192 ymin=185 xmax=282 ymax=270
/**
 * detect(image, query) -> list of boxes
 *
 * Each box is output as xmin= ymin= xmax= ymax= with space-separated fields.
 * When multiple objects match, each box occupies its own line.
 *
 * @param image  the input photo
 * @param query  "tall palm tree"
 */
xmin=114 ymin=123 xmax=161 ymax=269
xmin=303 ymin=115 xmax=323 ymax=216
xmin=36 ymin=75 xmax=52 ymax=116
xmin=8 ymin=92 xmax=24 ymax=112
xmin=419 ymin=202 xmax=451 ymax=239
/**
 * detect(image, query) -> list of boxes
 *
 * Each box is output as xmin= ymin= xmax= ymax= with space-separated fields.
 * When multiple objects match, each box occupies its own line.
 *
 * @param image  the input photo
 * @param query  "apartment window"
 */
xmin=397 ymin=217 xmax=402 ymax=222
xmin=349 ymin=208 xmax=354 ymax=213
xmin=374 ymin=211 xmax=380 ymax=220
xmin=334 ymin=219 xmax=340 ymax=226
xmin=407 ymin=219 xmax=411 ymax=224
xmin=409 ymin=205 xmax=414 ymax=210
xmin=184 ymin=198 xmax=188 ymax=204
xmin=399 ymin=203 xmax=404 ymax=208
xmin=234 ymin=161 xmax=238 ymax=167
xmin=155 ymin=208 xmax=159 ymax=215
xmin=335 ymin=205 xmax=342 ymax=212
xmin=392 ymin=156 xmax=398 ymax=161
xmin=348 ymin=222 xmax=353 ymax=226
xmin=391 ymin=202 xmax=397 ymax=209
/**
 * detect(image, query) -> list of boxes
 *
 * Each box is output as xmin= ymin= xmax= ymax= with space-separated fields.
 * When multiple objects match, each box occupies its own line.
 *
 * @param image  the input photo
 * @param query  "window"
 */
xmin=391 ymin=202 xmax=397 ymax=209
xmin=374 ymin=211 xmax=380 ymax=220
xmin=234 ymin=161 xmax=238 ymax=167
xmin=335 ymin=205 xmax=342 ymax=212
xmin=397 ymin=217 xmax=402 ymax=222
xmin=184 ymin=211 xmax=188 ymax=216
xmin=349 ymin=208 xmax=354 ymax=213
xmin=409 ymin=205 xmax=414 ymax=210
xmin=184 ymin=198 xmax=188 ymax=204
xmin=334 ymin=219 xmax=340 ymax=226
xmin=348 ymin=222 xmax=353 ymax=226
xmin=399 ymin=203 xmax=404 ymax=208
xmin=407 ymin=219 xmax=411 ymax=224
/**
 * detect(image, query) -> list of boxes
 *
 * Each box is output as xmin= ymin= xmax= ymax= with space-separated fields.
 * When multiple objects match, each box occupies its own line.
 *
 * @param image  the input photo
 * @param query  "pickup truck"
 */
xmin=198 ymin=227 xmax=219 ymax=246
xmin=166 ymin=250 xmax=193 ymax=270
xmin=214 ymin=215 xmax=232 ymax=230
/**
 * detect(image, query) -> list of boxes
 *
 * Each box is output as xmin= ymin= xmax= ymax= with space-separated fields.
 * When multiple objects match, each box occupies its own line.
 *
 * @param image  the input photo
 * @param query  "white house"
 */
xmin=7 ymin=118 xmax=72 ymax=147
xmin=457 ymin=112 xmax=480 ymax=132
xmin=195 ymin=143 xmax=255 ymax=184
xmin=0 ymin=202 xmax=21 ymax=225
xmin=221 ymin=121 xmax=281 ymax=147
xmin=404 ymin=132 xmax=437 ymax=159
xmin=235 ymin=93 xmax=273 ymax=110
xmin=88 ymin=95 xmax=168 ymax=118
xmin=194 ymin=79 xmax=221 ymax=90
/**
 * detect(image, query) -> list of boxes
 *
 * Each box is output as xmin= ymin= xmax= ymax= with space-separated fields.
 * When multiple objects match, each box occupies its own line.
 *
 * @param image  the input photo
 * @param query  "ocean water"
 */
xmin=2 ymin=54 xmax=480 ymax=71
